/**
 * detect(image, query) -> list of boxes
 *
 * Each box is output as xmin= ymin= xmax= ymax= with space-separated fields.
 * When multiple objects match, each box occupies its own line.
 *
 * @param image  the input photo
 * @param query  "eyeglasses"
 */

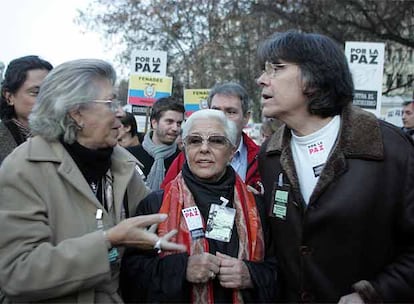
xmin=91 ymin=99 xmax=122 ymax=113
xmin=261 ymin=61 xmax=289 ymax=78
xmin=184 ymin=135 xmax=231 ymax=149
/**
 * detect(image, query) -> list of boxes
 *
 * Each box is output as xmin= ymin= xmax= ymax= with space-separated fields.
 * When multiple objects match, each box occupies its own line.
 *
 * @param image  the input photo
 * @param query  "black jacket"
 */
xmin=120 ymin=190 xmax=278 ymax=303
xmin=259 ymin=105 xmax=414 ymax=302
xmin=127 ymin=144 xmax=180 ymax=178
xmin=0 ymin=121 xmax=22 ymax=164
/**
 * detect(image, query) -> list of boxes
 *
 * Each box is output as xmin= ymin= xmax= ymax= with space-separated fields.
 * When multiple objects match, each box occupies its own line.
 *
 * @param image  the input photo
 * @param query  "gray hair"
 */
xmin=182 ymin=109 xmax=238 ymax=147
xmin=207 ymin=82 xmax=250 ymax=116
xmin=29 ymin=59 xmax=116 ymax=143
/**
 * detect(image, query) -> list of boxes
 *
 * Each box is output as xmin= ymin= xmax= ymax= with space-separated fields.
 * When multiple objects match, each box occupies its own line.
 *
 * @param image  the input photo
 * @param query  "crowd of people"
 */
xmin=0 ymin=30 xmax=413 ymax=303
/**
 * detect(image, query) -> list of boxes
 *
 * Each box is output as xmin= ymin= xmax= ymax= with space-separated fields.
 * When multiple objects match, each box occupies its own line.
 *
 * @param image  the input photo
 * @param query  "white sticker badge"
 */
xmin=182 ymin=206 xmax=204 ymax=240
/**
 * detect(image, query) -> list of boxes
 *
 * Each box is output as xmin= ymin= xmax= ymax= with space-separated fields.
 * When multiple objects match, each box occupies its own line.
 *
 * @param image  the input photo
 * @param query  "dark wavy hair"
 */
xmin=120 ymin=111 xmax=138 ymax=137
xmin=150 ymin=96 xmax=185 ymax=123
xmin=0 ymin=55 xmax=53 ymax=120
xmin=257 ymin=30 xmax=354 ymax=117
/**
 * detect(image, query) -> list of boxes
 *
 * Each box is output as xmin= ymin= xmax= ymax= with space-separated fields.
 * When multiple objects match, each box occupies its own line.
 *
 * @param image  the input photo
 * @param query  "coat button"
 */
xmin=300 ymin=245 xmax=312 ymax=255
xmin=301 ymin=291 xmax=313 ymax=302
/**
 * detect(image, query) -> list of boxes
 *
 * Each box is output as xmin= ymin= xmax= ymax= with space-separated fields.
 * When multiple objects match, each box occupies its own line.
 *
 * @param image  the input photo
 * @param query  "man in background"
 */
xmin=402 ymin=100 xmax=414 ymax=140
xmin=134 ymin=96 xmax=184 ymax=190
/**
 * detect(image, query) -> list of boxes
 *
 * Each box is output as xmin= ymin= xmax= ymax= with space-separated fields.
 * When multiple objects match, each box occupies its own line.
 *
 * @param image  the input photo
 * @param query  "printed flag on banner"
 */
xmin=128 ymin=74 xmax=173 ymax=106
xmin=184 ymin=89 xmax=210 ymax=116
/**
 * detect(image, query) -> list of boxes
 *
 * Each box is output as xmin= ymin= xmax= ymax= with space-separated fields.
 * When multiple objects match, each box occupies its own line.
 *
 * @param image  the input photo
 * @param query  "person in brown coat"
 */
xmin=257 ymin=30 xmax=414 ymax=303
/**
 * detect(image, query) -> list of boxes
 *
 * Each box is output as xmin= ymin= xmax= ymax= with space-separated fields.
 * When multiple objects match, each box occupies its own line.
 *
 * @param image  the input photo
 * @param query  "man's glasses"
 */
xmin=92 ymin=100 xmax=122 ymax=113
xmin=184 ymin=135 xmax=231 ymax=149
xmin=261 ymin=61 xmax=289 ymax=78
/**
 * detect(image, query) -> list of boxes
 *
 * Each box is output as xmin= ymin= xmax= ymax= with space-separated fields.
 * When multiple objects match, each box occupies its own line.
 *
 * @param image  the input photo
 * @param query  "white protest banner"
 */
xmin=130 ymin=50 xmax=167 ymax=76
xmin=128 ymin=50 xmax=168 ymax=132
xmin=345 ymin=42 xmax=385 ymax=117
xmin=130 ymin=105 xmax=151 ymax=133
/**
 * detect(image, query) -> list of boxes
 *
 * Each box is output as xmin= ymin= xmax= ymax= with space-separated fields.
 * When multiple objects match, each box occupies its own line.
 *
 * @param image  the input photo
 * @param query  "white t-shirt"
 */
xmin=290 ymin=115 xmax=340 ymax=205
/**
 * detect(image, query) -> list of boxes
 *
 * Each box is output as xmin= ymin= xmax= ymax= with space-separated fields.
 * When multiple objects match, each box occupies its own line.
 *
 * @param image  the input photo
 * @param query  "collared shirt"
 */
xmin=231 ymin=136 xmax=247 ymax=181
xmin=402 ymin=127 xmax=414 ymax=140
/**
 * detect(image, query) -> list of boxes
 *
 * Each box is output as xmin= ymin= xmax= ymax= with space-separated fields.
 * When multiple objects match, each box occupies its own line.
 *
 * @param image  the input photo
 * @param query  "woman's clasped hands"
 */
xmin=186 ymin=251 xmax=253 ymax=289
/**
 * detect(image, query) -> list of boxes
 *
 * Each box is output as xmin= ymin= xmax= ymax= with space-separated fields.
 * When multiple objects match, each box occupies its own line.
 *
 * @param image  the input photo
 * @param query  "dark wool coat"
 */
xmin=259 ymin=105 xmax=414 ymax=303
xmin=0 ymin=121 xmax=18 ymax=165
xmin=120 ymin=190 xmax=277 ymax=303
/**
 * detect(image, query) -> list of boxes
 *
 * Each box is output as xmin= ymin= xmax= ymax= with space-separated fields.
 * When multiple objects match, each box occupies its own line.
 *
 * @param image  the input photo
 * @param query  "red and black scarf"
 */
xmin=158 ymin=169 xmax=264 ymax=304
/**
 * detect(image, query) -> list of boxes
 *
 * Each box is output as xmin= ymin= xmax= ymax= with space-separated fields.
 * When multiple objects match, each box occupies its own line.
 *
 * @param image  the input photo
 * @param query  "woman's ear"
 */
xmin=68 ymin=108 xmax=84 ymax=130
xmin=4 ymin=91 xmax=14 ymax=106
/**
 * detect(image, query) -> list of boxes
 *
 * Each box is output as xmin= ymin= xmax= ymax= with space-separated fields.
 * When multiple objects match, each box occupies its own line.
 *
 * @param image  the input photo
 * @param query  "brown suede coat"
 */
xmin=259 ymin=105 xmax=414 ymax=302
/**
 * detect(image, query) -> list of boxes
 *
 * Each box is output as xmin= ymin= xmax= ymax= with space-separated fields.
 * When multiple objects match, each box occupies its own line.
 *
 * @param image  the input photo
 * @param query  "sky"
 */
xmin=0 ymin=0 xmax=120 ymax=70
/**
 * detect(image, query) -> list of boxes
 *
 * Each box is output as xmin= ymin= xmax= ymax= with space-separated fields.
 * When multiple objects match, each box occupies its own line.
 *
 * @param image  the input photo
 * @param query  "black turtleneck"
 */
xmin=61 ymin=138 xmax=113 ymax=203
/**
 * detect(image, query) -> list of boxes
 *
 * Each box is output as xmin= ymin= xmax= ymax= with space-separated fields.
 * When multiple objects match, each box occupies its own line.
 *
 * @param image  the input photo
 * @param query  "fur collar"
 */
xmin=264 ymin=104 xmax=384 ymax=206
xmin=266 ymin=104 xmax=384 ymax=160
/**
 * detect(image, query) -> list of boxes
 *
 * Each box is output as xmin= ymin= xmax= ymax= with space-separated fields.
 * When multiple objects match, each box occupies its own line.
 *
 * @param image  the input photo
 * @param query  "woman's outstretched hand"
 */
xmin=105 ymin=213 xmax=186 ymax=252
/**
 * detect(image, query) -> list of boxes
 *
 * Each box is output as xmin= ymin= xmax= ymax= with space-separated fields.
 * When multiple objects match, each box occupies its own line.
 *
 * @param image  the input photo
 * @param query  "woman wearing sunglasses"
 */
xmin=121 ymin=109 xmax=277 ymax=303
xmin=0 ymin=59 xmax=185 ymax=303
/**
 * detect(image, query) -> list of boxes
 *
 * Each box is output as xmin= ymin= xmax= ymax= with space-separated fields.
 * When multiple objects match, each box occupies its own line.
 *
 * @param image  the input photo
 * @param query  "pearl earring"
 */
xmin=76 ymin=122 xmax=84 ymax=130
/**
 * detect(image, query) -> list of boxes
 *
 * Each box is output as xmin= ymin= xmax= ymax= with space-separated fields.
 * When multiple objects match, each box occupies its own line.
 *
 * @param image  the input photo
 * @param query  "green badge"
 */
xmin=270 ymin=173 xmax=290 ymax=220
xmin=275 ymin=190 xmax=288 ymax=204
xmin=272 ymin=190 xmax=288 ymax=219
xmin=273 ymin=204 xmax=287 ymax=219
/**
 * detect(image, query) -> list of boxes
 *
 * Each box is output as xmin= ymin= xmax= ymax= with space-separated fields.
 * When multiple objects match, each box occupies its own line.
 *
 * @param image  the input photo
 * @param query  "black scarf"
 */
xmin=181 ymin=162 xmax=235 ymax=217
xmin=181 ymin=162 xmax=238 ymax=303
xmin=61 ymin=139 xmax=112 ymax=202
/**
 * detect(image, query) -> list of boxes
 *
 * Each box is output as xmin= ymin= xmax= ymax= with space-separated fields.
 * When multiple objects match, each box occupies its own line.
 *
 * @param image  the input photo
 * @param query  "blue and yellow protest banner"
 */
xmin=128 ymin=74 xmax=173 ymax=106
xmin=183 ymin=89 xmax=210 ymax=116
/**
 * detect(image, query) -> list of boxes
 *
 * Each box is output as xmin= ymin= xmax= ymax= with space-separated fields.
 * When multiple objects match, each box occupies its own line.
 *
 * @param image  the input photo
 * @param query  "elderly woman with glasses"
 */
xmin=0 ymin=59 xmax=185 ymax=303
xmin=120 ymin=109 xmax=277 ymax=303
